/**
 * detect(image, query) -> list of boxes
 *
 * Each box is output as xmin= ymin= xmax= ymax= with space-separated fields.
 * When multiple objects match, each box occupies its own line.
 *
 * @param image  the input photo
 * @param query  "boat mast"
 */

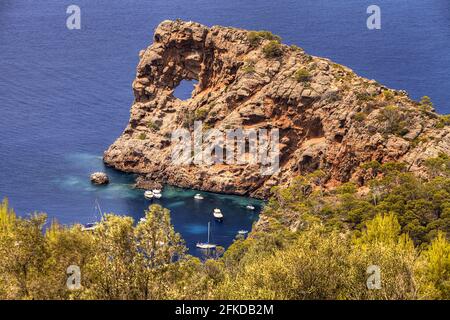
xmin=95 ymin=198 xmax=103 ymax=219
xmin=207 ymin=222 xmax=210 ymax=244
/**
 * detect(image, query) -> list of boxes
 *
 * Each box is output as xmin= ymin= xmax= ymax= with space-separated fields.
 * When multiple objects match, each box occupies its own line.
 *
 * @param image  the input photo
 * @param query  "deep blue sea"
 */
xmin=1 ymin=0 xmax=449 ymax=255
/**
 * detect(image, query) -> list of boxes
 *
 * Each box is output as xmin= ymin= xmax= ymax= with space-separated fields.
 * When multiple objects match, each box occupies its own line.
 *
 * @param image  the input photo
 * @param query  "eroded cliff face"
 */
xmin=104 ymin=20 xmax=450 ymax=199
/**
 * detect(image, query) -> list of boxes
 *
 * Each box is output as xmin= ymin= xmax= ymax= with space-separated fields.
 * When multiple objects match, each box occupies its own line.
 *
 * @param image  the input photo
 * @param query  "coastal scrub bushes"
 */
xmin=262 ymin=41 xmax=283 ymax=58
xmin=356 ymin=92 xmax=375 ymax=102
xmin=1 ymin=197 xmax=448 ymax=300
xmin=419 ymin=96 xmax=434 ymax=112
xmin=138 ymin=132 xmax=147 ymax=140
xmin=294 ymin=68 xmax=311 ymax=82
xmin=353 ymin=112 xmax=367 ymax=122
xmin=1 ymin=156 xmax=449 ymax=300
xmin=242 ymin=60 xmax=256 ymax=74
xmin=424 ymin=153 xmax=450 ymax=178
xmin=194 ymin=107 xmax=209 ymax=121
xmin=436 ymin=114 xmax=450 ymax=128
xmin=147 ymin=120 xmax=160 ymax=132
xmin=376 ymin=105 xmax=409 ymax=136
xmin=382 ymin=90 xmax=395 ymax=101
xmin=247 ymin=30 xmax=281 ymax=46
xmin=0 ymin=203 xmax=191 ymax=300
xmin=290 ymin=44 xmax=303 ymax=52
xmin=267 ymin=157 xmax=450 ymax=245
xmin=216 ymin=214 xmax=422 ymax=300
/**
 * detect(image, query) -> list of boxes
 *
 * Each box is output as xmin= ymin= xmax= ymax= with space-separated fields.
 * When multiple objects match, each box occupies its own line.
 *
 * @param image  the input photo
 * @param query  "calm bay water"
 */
xmin=0 ymin=0 xmax=449 ymax=254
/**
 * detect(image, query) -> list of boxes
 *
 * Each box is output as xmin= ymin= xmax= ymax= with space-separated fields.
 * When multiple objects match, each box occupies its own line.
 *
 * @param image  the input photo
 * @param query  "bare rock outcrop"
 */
xmin=104 ymin=20 xmax=450 ymax=198
xmin=90 ymin=172 xmax=109 ymax=185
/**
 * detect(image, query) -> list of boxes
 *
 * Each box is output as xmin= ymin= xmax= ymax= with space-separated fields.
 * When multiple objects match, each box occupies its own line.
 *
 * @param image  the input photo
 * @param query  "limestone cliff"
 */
xmin=104 ymin=20 xmax=450 ymax=199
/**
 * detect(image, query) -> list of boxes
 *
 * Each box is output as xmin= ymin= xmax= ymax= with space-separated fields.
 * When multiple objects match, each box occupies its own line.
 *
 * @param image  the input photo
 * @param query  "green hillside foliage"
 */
xmin=0 ymin=156 xmax=449 ymax=299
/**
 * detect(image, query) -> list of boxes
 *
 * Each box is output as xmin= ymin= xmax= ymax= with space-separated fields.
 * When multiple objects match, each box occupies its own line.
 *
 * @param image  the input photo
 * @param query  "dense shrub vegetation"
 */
xmin=376 ymin=105 xmax=409 ymax=136
xmin=262 ymin=41 xmax=283 ymax=58
xmin=194 ymin=107 xmax=209 ymax=121
xmin=0 ymin=155 xmax=449 ymax=300
xmin=437 ymin=114 xmax=450 ymax=128
xmin=353 ymin=112 xmax=367 ymax=122
xmin=294 ymin=68 xmax=311 ymax=82
xmin=420 ymin=96 xmax=434 ymax=112
xmin=242 ymin=60 xmax=256 ymax=74
xmin=247 ymin=30 xmax=281 ymax=46
xmin=147 ymin=120 xmax=160 ymax=132
xmin=138 ymin=132 xmax=147 ymax=140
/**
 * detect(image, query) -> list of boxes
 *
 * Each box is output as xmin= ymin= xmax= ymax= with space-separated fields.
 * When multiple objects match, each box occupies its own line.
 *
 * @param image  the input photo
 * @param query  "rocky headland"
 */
xmin=104 ymin=20 xmax=450 ymax=199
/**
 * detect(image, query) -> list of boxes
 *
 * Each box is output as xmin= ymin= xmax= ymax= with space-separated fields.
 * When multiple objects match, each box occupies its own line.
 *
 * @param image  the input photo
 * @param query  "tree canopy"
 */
xmin=0 ymin=156 xmax=449 ymax=300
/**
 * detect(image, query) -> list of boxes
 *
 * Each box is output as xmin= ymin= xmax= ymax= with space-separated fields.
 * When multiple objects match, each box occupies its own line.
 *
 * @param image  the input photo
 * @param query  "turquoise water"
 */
xmin=0 ymin=0 xmax=449 ymax=255
xmin=54 ymin=152 xmax=262 ymax=255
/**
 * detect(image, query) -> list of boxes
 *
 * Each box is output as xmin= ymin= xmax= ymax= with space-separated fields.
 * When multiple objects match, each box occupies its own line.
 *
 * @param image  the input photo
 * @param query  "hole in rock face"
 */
xmin=301 ymin=155 xmax=314 ymax=168
xmin=173 ymin=79 xmax=198 ymax=100
xmin=308 ymin=118 xmax=324 ymax=138
xmin=334 ymin=134 xmax=344 ymax=143
xmin=299 ymin=154 xmax=320 ymax=173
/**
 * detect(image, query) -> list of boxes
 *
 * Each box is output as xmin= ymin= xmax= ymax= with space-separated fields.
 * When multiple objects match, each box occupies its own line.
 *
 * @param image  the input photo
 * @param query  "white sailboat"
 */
xmin=82 ymin=199 xmax=102 ymax=232
xmin=213 ymin=208 xmax=223 ymax=220
xmin=144 ymin=190 xmax=154 ymax=200
xmin=196 ymin=222 xmax=217 ymax=249
xmin=152 ymin=189 xmax=162 ymax=199
xmin=194 ymin=193 xmax=204 ymax=200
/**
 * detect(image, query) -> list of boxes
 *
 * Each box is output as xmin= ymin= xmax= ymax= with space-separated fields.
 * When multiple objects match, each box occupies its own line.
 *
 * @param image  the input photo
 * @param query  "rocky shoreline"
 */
xmin=104 ymin=20 xmax=450 ymax=199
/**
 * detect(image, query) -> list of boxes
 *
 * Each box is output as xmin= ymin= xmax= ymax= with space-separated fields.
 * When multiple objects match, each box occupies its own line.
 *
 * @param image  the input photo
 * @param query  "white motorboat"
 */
xmin=196 ymin=222 xmax=217 ymax=250
xmin=246 ymin=205 xmax=255 ymax=210
xmin=238 ymin=230 xmax=249 ymax=235
xmin=152 ymin=189 xmax=162 ymax=199
xmin=144 ymin=190 xmax=154 ymax=200
xmin=81 ymin=222 xmax=98 ymax=232
xmin=213 ymin=208 xmax=223 ymax=220
xmin=194 ymin=193 xmax=204 ymax=200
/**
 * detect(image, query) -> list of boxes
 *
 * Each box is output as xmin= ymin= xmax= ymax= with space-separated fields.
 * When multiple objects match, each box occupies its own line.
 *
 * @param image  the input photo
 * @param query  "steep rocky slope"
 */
xmin=104 ymin=20 xmax=450 ymax=199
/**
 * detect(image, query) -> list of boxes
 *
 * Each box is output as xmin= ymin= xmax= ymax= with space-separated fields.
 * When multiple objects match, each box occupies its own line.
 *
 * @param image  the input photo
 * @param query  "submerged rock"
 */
xmin=103 ymin=19 xmax=450 ymax=199
xmin=134 ymin=175 xmax=163 ymax=190
xmin=90 ymin=172 xmax=109 ymax=185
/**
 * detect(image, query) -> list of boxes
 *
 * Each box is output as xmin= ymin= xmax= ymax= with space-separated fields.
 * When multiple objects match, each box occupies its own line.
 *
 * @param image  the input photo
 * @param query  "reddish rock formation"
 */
xmin=104 ymin=20 xmax=450 ymax=199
